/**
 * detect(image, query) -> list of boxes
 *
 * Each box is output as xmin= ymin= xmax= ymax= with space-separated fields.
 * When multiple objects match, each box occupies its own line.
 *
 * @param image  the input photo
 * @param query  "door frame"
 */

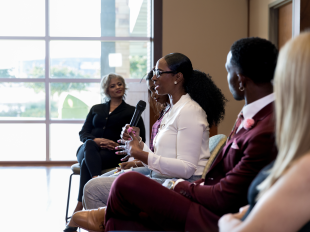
xmin=269 ymin=0 xmax=300 ymax=48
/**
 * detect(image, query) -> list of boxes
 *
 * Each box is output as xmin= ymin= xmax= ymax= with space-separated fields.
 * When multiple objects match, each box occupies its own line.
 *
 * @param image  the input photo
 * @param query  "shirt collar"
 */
xmin=242 ymin=93 xmax=275 ymax=119
xmin=171 ymin=93 xmax=190 ymax=107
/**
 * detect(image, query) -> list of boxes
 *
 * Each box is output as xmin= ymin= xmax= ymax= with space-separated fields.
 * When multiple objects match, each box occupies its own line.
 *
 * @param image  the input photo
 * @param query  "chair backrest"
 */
xmin=202 ymin=134 xmax=227 ymax=179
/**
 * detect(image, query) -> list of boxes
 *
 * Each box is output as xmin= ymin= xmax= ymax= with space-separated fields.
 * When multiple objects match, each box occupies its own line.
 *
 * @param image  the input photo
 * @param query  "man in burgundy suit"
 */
xmin=71 ymin=38 xmax=278 ymax=232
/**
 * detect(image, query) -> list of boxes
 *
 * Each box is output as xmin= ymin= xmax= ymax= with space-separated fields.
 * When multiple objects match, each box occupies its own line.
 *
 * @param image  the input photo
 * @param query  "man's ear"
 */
xmin=237 ymin=74 xmax=246 ymax=89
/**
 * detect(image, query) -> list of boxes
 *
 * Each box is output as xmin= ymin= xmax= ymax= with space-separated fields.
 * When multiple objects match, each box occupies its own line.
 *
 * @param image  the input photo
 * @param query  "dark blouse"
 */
xmin=79 ymin=100 xmax=145 ymax=143
xmin=243 ymin=161 xmax=310 ymax=232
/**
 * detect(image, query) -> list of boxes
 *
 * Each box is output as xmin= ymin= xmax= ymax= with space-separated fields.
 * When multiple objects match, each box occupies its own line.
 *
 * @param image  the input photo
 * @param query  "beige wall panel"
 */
xmin=162 ymin=0 xmax=247 ymax=136
xmin=249 ymin=0 xmax=278 ymax=38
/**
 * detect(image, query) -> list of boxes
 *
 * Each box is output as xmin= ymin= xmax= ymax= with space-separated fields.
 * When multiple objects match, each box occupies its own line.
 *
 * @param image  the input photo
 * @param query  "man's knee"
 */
xmin=84 ymin=177 xmax=102 ymax=195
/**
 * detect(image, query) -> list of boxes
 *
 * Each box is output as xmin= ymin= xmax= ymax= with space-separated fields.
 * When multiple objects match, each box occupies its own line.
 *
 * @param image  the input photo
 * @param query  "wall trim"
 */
xmin=153 ymin=0 xmax=163 ymax=66
xmin=269 ymin=0 xmax=301 ymax=47
xmin=269 ymin=0 xmax=296 ymax=47
xmin=0 ymin=161 xmax=77 ymax=166
xmin=269 ymin=0 xmax=292 ymax=8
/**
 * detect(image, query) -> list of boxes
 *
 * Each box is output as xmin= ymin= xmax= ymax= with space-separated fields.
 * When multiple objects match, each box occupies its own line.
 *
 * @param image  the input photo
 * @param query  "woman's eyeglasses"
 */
xmin=153 ymin=69 xmax=175 ymax=78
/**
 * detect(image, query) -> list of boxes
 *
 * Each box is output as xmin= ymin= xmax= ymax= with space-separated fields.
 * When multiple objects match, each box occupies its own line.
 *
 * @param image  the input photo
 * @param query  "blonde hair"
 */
xmin=100 ymin=73 xmax=127 ymax=102
xmin=258 ymin=32 xmax=310 ymax=198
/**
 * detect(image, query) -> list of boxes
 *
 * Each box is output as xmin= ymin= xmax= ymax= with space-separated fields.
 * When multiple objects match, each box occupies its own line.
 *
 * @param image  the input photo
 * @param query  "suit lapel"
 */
xmin=207 ymin=102 xmax=274 ymax=173
xmin=209 ymin=128 xmax=248 ymax=170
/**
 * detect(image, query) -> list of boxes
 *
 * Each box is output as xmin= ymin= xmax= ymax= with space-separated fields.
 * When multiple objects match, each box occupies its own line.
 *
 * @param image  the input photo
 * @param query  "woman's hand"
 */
xmin=218 ymin=213 xmax=242 ymax=232
xmin=116 ymin=160 xmax=141 ymax=171
xmin=121 ymin=124 xmax=140 ymax=141
xmin=93 ymin=138 xmax=119 ymax=150
xmin=115 ymin=131 xmax=148 ymax=164
xmin=233 ymin=205 xmax=250 ymax=220
xmin=218 ymin=205 xmax=249 ymax=232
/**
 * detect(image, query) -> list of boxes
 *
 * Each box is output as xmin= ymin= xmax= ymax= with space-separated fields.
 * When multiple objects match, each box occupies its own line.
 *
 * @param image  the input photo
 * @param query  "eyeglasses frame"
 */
xmin=153 ymin=69 xmax=176 ymax=78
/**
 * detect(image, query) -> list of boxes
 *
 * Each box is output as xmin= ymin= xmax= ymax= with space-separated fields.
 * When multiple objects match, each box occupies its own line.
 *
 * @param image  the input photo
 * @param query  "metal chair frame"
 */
xmin=65 ymin=172 xmax=79 ymax=223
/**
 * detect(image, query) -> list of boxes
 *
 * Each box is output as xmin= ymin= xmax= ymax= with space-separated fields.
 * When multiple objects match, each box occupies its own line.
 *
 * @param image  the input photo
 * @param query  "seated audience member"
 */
xmin=81 ymin=53 xmax=227 ymax=211
xmin=71 ymin=38 xmax=278 ymax=232
xmin=64 ymin=73 xmax=146 ymax=232
xmin=218 ymin=32 xmax=310 ymax=232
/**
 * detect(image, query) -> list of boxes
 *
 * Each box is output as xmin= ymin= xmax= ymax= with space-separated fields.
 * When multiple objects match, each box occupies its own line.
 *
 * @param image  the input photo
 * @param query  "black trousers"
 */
xmin=76 ymin=139 xmax=124 ymax=202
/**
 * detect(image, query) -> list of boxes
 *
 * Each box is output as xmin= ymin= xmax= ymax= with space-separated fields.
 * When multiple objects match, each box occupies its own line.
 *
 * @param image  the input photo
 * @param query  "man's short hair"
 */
xmin=230 ymin=37 xmax=278 ymax=83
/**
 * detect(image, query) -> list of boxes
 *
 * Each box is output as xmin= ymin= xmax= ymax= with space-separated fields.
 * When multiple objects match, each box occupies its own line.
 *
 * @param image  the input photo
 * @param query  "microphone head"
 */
xmin=136 ymin=100 xmax=146 ymax=111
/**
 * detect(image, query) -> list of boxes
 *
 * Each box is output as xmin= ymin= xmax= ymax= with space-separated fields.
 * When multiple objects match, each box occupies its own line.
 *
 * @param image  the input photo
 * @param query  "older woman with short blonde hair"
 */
xmin=100 ymin=73 xmax=128 ymax=102
xmin=64 ymin=73 xmax=145 ymax=232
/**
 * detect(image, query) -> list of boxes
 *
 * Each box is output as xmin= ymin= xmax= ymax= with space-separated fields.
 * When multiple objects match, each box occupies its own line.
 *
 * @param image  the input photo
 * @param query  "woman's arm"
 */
xmin=219 ymin=155 xmax=310 ymax=232
xmin=79 ymin=107 xmax=96 ymax=142
xmin=147 ymin=105 xmax=207 ymax=179
xmin=79 ymin=106 xmax=118 ymax=149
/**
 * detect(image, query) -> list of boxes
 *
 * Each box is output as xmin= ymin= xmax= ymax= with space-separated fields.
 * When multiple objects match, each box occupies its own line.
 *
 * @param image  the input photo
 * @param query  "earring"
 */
xmin=239 ymin=86 xmax=244 ymax=91
xmin=174 ymin=81 xmax=177 ymax=85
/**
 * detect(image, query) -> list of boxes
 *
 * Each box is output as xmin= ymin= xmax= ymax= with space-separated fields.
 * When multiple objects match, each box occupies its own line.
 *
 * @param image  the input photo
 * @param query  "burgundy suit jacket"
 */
xmin=174 ymin=102 xmax=277 ymax=232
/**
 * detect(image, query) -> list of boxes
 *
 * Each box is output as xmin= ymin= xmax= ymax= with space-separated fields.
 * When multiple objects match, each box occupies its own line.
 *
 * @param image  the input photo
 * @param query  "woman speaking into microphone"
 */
xmin=76 ymin=53 xmax=227 ymax=215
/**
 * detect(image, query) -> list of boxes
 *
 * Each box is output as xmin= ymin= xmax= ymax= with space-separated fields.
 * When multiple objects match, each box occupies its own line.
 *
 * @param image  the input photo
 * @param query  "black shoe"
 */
xmin=63 ymin=225 xmax=78 ymax=232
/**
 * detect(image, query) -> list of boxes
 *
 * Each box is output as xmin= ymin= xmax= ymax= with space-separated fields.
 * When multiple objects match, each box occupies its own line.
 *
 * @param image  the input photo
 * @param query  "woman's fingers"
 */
xmin=113 ymin=141 xmax=119 ymax=147
xmin=128 ymin=131 xmax=138 ymax=141
xmin=121 ymin=133 xmax=131 ymax=141
xmin=115 ymin=145 xmax=127 ymax=156
xmin=115 ymin=145 xmax=126 ymax=150
xmin=117 ymin=139 xmax=126 ymax=144
xmin=124 ymin=161 xmax=135 ymax=169
xmin=119 ymin=162 xmax=128 ymax=168
xmin=117 ymin=139 xmax=132 ymax=144
xmin=130 ymin=126 xmax=140 ymax=136
xmin=115 ymin=150 xmax=127 ymax=155
xmin=120 ymin=124 xmax=131 ymax=139
xmin=120 ymin=155 xmax=130 ymax=161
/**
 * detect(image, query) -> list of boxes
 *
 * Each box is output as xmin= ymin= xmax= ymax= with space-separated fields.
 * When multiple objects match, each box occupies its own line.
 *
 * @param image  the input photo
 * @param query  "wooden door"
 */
xmin=300 ymin=0 xmax=310 ymax=32
xmin=278 ymin=2 xmax=292 ymax=49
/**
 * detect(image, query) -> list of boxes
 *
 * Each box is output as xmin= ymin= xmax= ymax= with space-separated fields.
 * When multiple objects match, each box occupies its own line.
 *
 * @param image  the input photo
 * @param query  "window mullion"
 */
xmin=45 ymin=0 xmax=50 ymax=161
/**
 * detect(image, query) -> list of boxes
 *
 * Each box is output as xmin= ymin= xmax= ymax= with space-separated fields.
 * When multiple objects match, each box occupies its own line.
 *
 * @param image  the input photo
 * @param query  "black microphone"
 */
xmin=130 ymin=100 xmax=146 ymax=126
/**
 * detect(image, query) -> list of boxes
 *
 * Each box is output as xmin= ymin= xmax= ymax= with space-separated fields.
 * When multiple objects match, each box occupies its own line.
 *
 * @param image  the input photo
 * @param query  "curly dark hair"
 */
xmin=230 ymin=37 xmax=278 ymax=83
xmin=164 ymin=53 xmax=227 ymax=126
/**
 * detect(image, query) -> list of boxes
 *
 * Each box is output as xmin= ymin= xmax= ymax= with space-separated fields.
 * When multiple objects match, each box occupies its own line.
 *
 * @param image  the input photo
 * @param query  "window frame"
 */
xmin=0 ymin=0 xmax=156 ymax=164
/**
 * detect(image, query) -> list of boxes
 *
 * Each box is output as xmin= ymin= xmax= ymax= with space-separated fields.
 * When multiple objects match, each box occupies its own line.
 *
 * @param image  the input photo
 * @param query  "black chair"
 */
xmin=65 ymin=163 xmax=115 ymax=222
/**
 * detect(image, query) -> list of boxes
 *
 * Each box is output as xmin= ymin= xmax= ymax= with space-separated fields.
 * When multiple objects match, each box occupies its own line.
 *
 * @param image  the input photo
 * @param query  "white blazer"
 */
xmin=143 ymin=94 xmax=210 ymax=179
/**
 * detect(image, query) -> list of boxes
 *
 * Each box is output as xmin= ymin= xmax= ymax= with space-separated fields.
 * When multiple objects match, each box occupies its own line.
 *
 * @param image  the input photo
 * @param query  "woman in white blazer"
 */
xmin=76 ymin=53 xmax=227 ymax=214
xmin=118 ymin=53 xmax=227 ymax=180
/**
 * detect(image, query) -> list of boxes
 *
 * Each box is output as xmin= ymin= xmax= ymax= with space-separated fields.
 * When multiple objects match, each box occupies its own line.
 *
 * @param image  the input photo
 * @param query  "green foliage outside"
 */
xmin=0 ymin=66 xmax=90 ymax=118
xmin=26 ymin=66 xmax=89 ymax=95
xmin=1 ymin=60 xmax=147 ymax=118
xmin=130 ymin=55 xmax=147 ymax=79
xmin=0 ymin=68 xmax=13 ymax=78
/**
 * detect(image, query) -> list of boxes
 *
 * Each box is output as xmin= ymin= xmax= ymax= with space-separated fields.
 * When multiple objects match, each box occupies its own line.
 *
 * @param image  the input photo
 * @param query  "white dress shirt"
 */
xmin=142 ymin=94 xmax=210 ymax=179
xmin=237 ymin=93 xmax=275 ymax=133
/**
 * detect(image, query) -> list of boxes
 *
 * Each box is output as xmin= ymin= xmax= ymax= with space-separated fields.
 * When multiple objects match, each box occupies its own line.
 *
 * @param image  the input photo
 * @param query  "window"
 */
xmin=0 ymin=0 xmax=152 ymax=161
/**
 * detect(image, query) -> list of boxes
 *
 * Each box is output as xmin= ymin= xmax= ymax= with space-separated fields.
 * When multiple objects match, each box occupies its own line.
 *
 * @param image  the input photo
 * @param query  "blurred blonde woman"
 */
xmin=219 ymin=32 xmax=310 ymax=232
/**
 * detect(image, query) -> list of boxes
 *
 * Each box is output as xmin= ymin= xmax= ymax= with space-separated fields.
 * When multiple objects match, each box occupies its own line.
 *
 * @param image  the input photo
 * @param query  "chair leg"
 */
xmin=65 ymin=173 xmax=74 ymax=223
